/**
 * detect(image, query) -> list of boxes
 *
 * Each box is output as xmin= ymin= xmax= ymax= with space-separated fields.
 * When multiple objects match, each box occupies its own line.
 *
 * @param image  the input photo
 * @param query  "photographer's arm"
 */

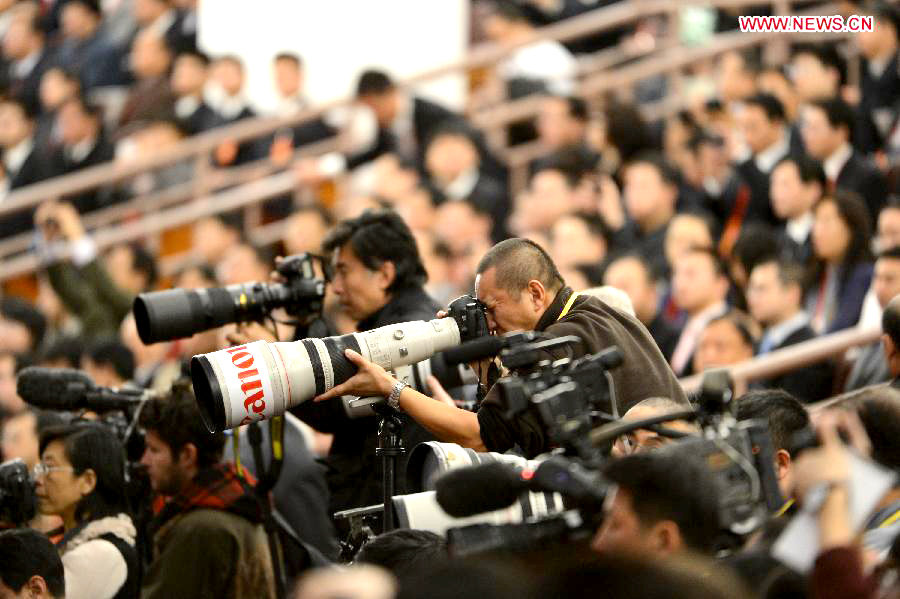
xmin=314 ymin=349 xmax=486 ymax=451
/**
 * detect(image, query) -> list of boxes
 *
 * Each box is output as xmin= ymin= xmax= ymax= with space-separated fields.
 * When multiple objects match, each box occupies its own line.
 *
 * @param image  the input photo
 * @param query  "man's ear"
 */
xmin=774 ymin=449 xmax=792 ymax=481
xmin=527 ymin=279 xmax=547 ymax=309
xmin=25 ymin=575 xmax=49 ymax=598
xmin=649 ymin=520 xmax=683 ymax=555
xmin=376 ymin=260 xmax=397 ymax=292
xmin=177 ymin=443 xmax=199 ymax=471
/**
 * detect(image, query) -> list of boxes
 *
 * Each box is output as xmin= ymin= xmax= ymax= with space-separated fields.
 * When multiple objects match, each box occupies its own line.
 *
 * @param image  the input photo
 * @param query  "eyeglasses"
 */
xmin=32 ymin=462 xmax=75 ymax=479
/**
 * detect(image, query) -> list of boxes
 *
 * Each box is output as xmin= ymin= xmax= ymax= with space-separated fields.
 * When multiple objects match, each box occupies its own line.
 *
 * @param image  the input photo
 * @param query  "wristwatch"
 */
xmin=387 ymin=380 xmax=408 ymax=410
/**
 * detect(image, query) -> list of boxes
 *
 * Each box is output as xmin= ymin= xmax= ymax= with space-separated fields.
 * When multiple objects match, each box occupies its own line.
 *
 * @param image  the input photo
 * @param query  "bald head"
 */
xmin=476 ymin=238 xmax=564 ymax=297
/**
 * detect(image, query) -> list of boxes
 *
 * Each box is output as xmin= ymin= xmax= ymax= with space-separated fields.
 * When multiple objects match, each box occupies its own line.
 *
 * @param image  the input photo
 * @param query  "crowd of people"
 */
xmin=0 ymin=0 xmax=899 ymax=598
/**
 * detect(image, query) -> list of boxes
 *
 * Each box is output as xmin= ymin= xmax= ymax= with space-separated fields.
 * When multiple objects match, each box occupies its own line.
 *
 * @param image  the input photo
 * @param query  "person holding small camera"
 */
xmin=315 ymin=237 xmax=687 ymax=458
xmin=33 ymin=422 xmax=138 ymax=599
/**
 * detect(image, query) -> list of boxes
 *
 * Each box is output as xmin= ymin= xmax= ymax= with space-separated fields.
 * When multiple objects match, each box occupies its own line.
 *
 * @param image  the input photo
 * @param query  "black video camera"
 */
xmin=0 ymin=459 xmax=37 ymax=528
xmin=496 ymin=336 xmax=624 ymax=460
xmin=134 ymin=253 xmax=327 ymax=344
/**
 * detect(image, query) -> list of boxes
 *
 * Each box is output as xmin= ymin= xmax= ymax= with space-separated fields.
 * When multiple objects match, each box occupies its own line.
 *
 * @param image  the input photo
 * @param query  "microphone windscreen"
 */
xmin=434 ymin=461 xmax=526 ymax=518
xmin=441 ymin=337 xmax=505 ymax=366
xmin=16 ymin=367 xmax=93 ymax=410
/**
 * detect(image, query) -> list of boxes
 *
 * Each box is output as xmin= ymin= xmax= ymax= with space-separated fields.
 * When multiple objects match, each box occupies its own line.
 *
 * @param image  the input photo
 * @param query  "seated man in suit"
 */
xmin=846 ymin=246 xmax=900 ymax=391
xmin=669 ymin=247 xmax=730 ymax=377
xmin=769 ymin=155 xmax=826 ymax=265
xmin=1 ymin=10 xmax=55 ymax=116
xmin=0 ymin=96 xmax=53 ymax=237
xmin=736 ymin=93 xmax=799 ymax=227
xmin=424 ymin=123 xmax=509 ymax=241
xmin=49 ymin=95 xmax=115 ymax=213
xmin=746 ymin=257 xmax=833 ymax=401
xmin=801 ymin=97 xmax=888 ymax=222
xmin=170 ymin=50 xmax=217 ymax=135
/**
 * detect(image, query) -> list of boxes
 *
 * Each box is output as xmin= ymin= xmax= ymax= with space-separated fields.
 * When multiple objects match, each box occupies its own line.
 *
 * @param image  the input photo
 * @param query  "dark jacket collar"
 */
xmin=356 ymin=285 xmax=436 ymax=331
xmin=535 ymin=286 xmax=574 ymax=332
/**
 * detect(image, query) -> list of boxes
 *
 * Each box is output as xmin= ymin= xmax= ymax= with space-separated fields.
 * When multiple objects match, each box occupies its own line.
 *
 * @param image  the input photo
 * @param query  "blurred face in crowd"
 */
xmin=612 ymin=403 xmax=697 ymax=457
xmin=415 ymin=232 xmax=451 ymax=292
xmin=1 ymin=411 xmax=38 ymax=468
xmin=812 ymin=200 xmax=851 ymax=263
xmin=855 ymin=17 xmax=897 ymax=61
xmin=873 ymin=257 xmax=900 ymax=309
xmin=274 ymin=57 xmax=302 ymax=98
xmin=877 ymin=207 xmax=900 ymax=253
xmin=512 ymin=169 xmax=574 ymax=234
xmin=134 ymin=0 xmax=169 ymax=26
xmin=57 ymin=101 xmax=96 ymax=146
xmin=0 ymin=317 xmax=32 ymax=355
xmin=790 ymin=52 xmax=839 ymax=102
xmin=664 ymin=215 xmax=712 ymax=268
xmin=35 ymin=439 xmax=96 ymax=526
xmin=623 ymin=163 xmax=676 ymax=233
xmin=757 ymin=70 xmax=798 ymax=120
xmin=120 ymin=314 xmax=169 ymax=370
xmin=140 ymin=430 xmax=192 ymax=496
xmin=104 ymin=245 xmax=148 ymax=294
xmin=2 ymin=17 xmax=40 ymax=61
xmin=211 ymin=59 xmax=245 ymax=97
xmin=475 ymin=267 xmax=548 ymax=336
xmin=747 ymin=263 xmax=800 ymax=327
xmin=282 ymin=209 xmax=331 ymax=257
xmin=217 ymin=244 xmax=269 ymax=286
xmin=693 ymin=318 xmax=754 ymax=373
xmin=39 ymin=67 xmax=79 ymax=112
xmin=192 ymin=217 xmax=240 ymax=264
xmin=81 ymin=356 xmax=125 ymax=389
xmin=130 ymin=30 xmax=171 ymax=79
xmin=716 ymin=51 xmax=756 ymax=103
xmin=425 ymin=133 xmax=479 ymax=186
xmin=329 ymin=243 xmax=392 ymax=323
xmin=550 ymin=215 xmax=606 ymax=269
xmin=671 ymin=252 xmax=727 ymax=315
xmin=537 ymin=97 xmax=585 ymax=149
xmin=60 ymin=1 xmax=99 ymax=40
xmin=800 ymin=105 xmax=845 ymax=160
xmin=740 ymin=103 xmax=782 ymax=155
xmin=359 ymin=89 xmax=399 ymax=127
xmin=393 ymin=186 xmax=436 ymax=234
xmin=0 ymin=101 xmax=32 ymax=149
xmin=591 ymin=486 xmax=683 ymax=557
xmin=603 ymin=257 xmax=659 ymax=325
xmin=0 ymin=354 xmax=24 ymax=416
xmin=434 ymin=201 xmax=492 ymax=257
xmin=171 ymin=53 xmax=207 ymax=97
xmin=770 ymin=160 xmax=821 ymax=220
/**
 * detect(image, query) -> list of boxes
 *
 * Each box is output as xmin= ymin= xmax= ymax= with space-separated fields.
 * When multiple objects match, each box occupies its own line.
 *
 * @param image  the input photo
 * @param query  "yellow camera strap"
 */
xmin=558 ymin=292 xmax=581 ymax=321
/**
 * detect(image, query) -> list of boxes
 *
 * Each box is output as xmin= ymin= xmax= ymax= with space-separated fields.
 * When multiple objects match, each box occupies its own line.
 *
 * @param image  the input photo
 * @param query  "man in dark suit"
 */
xmin=735 ymin=93 xmax=800 ymax=227
xmin=206 ymin=55 xmax=263 ymax=166
xmin=47 ymin=96 xmax=114 ymax=213
xmin=424 ymin=122 xmax=510 ymax=241
xmin=0 ymin=96 xmax=54 ymax=237
xmin=747 ymin=258 xmax=833 ymax=401
xmin=54 ymin=0 xmax=129 ymax=90
xmin=1 ymin=12 xmax=54 ymax=116
xmin=170 ymin=50 xmax=217 ymax=135
xmin=801 ymin=97 xmax=887 ymax=222
xmin=854 ymin=2 xmax=899 ymax=155
xmin=845 ymin=246 xmax=900 ymax=391
xmin=769 ymin=155 xmax=826 ymax=265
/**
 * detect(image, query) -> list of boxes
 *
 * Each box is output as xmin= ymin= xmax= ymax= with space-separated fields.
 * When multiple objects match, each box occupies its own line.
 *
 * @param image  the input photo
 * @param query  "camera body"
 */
xmin=0 ymin=459 xmax=37 ymax=528
xmin=447 ymin=295 xmax=491 ymax=342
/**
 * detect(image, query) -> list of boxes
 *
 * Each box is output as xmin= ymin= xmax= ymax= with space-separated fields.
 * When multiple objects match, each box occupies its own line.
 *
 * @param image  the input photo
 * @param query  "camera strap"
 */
xmin=558 ymin=292 xmax=581 ymax=321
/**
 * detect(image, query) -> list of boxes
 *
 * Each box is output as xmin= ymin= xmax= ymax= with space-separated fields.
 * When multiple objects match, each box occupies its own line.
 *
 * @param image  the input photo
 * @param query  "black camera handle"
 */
xmin=589 ymin=409 xmax=698 ymax=448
